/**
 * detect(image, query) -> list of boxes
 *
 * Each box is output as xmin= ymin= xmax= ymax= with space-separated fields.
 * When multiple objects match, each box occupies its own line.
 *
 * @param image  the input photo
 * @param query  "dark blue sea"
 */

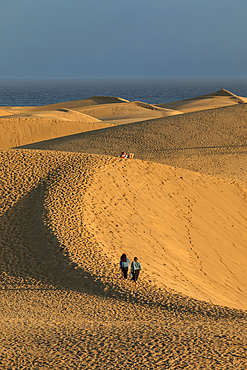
xmin=1 ymin=79 xmax=247 ymax=107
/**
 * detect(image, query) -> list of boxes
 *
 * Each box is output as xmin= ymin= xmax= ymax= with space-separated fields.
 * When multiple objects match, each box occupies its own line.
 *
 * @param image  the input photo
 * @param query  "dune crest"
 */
xmin=197 ymin=88 xmax=247 ymax=99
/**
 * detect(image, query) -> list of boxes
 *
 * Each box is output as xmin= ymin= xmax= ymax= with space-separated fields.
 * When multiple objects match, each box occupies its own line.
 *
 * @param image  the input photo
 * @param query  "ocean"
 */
xmin=1 ymin=78 xmax=247 ymax=107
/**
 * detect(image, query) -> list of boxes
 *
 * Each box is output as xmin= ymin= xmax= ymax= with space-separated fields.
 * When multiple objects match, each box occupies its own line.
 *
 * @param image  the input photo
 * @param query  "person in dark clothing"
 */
xmin=120 ymin=253 xmax=130 ymax=279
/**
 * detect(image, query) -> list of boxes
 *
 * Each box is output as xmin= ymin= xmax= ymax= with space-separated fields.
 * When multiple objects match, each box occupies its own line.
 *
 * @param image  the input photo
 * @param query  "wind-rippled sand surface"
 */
xmin=1 ymin=90 xmax=247 ymax=369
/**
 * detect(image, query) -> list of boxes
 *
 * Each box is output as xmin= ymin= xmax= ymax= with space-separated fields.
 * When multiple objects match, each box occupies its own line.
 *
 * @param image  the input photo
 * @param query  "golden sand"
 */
xmin=1 ymin=90 xmax=247 ymax=368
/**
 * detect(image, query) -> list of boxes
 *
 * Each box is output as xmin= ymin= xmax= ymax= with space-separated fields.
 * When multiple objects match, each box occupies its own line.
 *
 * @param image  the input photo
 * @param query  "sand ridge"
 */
xmin=1 ymin=89 xmax=247 ymax=368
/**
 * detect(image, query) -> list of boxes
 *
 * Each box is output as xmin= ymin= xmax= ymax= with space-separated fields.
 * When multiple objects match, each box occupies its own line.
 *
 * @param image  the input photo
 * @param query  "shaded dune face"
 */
xmin=1 ymin=150 xmax=247 ymax=310
xmin=0 ymin=150 xmax=113 ymax=294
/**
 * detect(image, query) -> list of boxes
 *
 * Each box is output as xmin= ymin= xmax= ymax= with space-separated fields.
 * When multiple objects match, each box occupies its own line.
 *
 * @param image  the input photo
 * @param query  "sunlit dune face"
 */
xmin=83 ymin=158 xmax=247 ymax=309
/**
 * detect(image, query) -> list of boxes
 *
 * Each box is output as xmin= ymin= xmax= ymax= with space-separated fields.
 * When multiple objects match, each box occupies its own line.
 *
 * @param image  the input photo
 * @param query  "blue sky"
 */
xmin=0 ymin=0 xmax=247 ymax=79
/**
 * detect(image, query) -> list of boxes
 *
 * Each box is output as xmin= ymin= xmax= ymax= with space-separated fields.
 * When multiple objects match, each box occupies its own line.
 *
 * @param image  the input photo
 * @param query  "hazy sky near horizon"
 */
xmin=0 ymin=0 xmax=247 ymax=80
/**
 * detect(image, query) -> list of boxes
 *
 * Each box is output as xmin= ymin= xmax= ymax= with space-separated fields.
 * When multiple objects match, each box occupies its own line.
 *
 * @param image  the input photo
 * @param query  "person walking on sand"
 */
xmin=131 ymin=257 xmax=141 ymax=285
xmin=120 ymin=253 xmax=130 ymax=279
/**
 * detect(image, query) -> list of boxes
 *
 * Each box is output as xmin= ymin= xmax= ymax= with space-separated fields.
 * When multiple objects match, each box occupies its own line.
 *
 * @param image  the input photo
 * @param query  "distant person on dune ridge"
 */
xmin=119 ymin=152 xmax=128 ymax=159
xmin=120 ymin=253 xmax=130 ymax=279
xmin=119 ymin=152 xmax=134 ymax=159
xmin=131 ymin=257 xmax=141 ymax=285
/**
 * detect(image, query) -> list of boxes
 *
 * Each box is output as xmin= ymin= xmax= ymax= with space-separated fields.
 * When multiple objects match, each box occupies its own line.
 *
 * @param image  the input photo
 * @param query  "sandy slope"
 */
xmin=71 ymin=101 xmax=182 ymax=121
xmin=0 ymin=108 xmax=13 ymax=117
xmin=24 ymin=102 xmax=247 ymax=183
xmin=0 ymin=96 xmax=181 ymax=149
xmin=83 ymin=158 xmax=247 ymax=309
xmin=1 ymin=148 xmax=247 ymax=368
xmin=0 ymin=117 xmax=113 ymax=149
xmin=2 ymin=149 xmax=246 ymax=308
xmin=1 ymin=90 xmax=247 ymax=368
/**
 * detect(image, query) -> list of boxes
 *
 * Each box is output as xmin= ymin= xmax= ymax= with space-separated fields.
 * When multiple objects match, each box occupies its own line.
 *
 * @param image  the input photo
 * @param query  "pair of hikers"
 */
xmin=119 ymin=253 xmax=141 ymax=284
xmin=119 ymin=152 xmax=134 ymax=159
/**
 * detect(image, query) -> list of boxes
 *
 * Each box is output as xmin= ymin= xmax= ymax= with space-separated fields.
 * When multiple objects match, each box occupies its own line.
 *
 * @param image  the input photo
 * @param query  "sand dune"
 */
xmin=23 ymin=102 xmax=247 ymax=183
xmin=2 ymin=149 xmax=246 ymax=308
xmin=1 ymin=89 xmax=245 ymax=150
xmin=1 ymin=96 xmax=129 ymax=115
xmin=0 ymin=96 xmax=181 ymax=149
xmin=83 ymin=157 xmax=247 ymax=309
xmin=157 ymin=88 xmax=247 ymax=113
xmin=71 ymin=100 xmax=182 ymax=121
xmin=156 ymin=88 xmax=247 ymax=113
xmin=1 ymin=108 xmax=102 ymax=122
xmin=0 ymin=117 xmax=113 ymax=149
xmin=1 ymin=90 xmax=247 ymax=368
xmin=0 ymin=108 xmax=13 ymax=117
